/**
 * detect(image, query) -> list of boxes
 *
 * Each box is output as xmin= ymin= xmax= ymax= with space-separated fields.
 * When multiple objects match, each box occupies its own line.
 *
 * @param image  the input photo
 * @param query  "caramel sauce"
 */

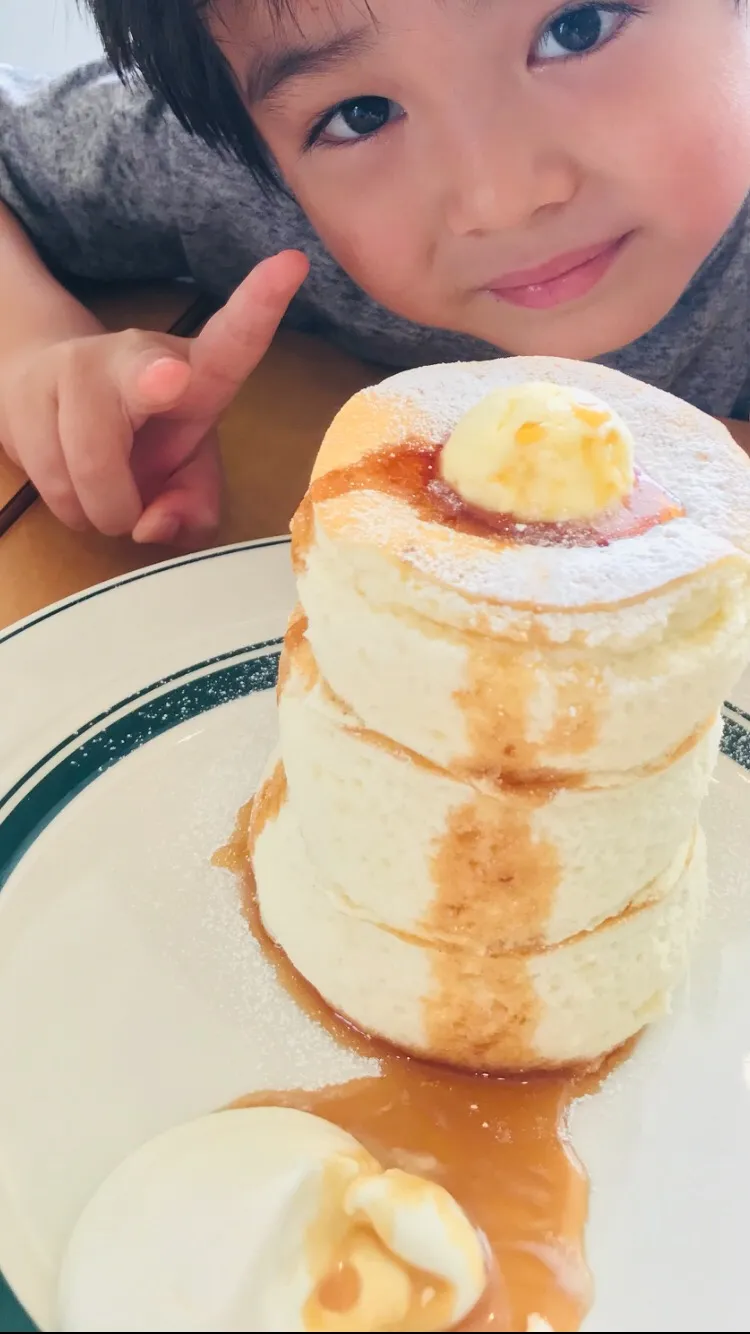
xmin=429 ymin=785 xmax=558 ymax=954
xmin=305 ymin=1221 xmax=456 ymax=1332
xmin=306 ymin=441 xmax=682 ymax=548
xmin=313 ymin=1264 xmax=360 ymax=1317
xmin=214 ymin=804 xmax=633 ymax=1332
xmin=315 ymin=1261 xmax=361 ymax=1315
xmin=460 ymin=643 xmax=603 ymax=782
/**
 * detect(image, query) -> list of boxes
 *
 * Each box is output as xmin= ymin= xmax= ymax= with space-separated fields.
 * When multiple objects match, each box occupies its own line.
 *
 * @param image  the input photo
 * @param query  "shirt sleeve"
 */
xmin=0 ymin=61 xmax=188 ymax=282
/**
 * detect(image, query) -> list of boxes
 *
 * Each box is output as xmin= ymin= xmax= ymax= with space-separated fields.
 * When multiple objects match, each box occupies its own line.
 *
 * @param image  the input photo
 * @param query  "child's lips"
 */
xmin=486 ymin=234 xmax=632 ymax=311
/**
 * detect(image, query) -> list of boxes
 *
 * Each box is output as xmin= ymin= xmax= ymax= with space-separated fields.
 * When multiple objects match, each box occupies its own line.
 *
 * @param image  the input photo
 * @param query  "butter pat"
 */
xmin=440 ymin=382 xmax=635 ymax=522
xmin=57 ymin=1106 xmax=487 ymax=1333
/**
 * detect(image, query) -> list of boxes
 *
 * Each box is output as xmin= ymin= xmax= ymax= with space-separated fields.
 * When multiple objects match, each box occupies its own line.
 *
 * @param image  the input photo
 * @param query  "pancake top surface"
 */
xmin=307 ymin=357 xmax=750 ymax=613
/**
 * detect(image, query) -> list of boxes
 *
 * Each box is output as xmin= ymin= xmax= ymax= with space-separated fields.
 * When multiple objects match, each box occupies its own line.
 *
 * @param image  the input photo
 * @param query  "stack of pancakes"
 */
xmin=250 ymin=357 xmax=750 ymax=1071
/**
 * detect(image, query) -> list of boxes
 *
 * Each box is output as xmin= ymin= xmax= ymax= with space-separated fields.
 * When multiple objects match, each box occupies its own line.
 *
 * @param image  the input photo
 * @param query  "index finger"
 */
xmin=182 ymin=250 xmax=309 ymax=420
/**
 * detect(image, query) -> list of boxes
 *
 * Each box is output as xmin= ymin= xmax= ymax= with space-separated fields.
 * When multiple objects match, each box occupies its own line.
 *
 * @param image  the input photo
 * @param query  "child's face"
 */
xmin=215 ymin=0 xmax=750 ymax=359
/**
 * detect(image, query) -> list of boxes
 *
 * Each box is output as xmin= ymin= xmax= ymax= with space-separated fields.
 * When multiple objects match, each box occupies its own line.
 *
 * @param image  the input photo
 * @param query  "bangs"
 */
xmin=83 ymin=0 xmax=279 ymax=181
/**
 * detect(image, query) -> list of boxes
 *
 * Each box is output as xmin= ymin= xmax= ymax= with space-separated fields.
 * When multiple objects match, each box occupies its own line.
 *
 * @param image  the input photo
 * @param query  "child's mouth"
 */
xmin=487 ymin=234 xmax=632 ymax=311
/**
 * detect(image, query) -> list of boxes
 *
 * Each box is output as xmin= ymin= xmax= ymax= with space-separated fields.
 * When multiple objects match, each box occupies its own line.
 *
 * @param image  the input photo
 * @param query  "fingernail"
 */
xmin=133 ymin=514 xmax=180 ymax=545
xmin=139 ymin=358 xmax=191 ymax=403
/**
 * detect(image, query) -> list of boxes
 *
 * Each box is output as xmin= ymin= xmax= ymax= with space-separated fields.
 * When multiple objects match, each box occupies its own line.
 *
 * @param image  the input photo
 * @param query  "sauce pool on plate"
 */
xmin=214 ymin=802 xmax=633 ymax=1333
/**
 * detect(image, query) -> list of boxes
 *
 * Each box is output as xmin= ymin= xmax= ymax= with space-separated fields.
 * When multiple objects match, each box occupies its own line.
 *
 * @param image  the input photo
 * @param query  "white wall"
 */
xmin=0 ymin=0 xmax=103 ymax=73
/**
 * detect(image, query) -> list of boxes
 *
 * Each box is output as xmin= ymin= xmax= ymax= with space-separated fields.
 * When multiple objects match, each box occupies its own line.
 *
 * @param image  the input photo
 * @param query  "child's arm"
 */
xmin=0 ymin=64 xmax=307 ymax=543
xmin=0 ymin=200 xmax=105 ymax=351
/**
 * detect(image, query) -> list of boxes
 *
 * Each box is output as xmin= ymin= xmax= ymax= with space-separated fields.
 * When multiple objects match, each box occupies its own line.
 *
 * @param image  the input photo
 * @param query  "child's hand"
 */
xmin=0 ymin=250 xmax=309 ymax=545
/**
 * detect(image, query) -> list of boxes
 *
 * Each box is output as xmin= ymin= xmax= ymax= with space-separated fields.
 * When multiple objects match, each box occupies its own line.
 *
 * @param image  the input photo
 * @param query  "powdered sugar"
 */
xmin=321 ymin=356 xmax=750 ymax=621
xmin=369 ymin=356 xmax=750 ymax=551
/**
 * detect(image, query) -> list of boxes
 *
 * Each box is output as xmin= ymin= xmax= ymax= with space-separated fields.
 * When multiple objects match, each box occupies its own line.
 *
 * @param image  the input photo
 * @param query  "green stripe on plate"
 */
xmin=0 ymin=538 xmax=290 ymax=648
xmin=0 ymin=651 xmax=280 ymax=892
xmin=0 ymin=648 xmax=280 ymax=1330
xmin=0 ymin=641 xmax=282 ymax=822
xmin=0 ymin=1280 xmax=34 ymax=1333
xmin=720 ymin=717 xmax=750 ymax=772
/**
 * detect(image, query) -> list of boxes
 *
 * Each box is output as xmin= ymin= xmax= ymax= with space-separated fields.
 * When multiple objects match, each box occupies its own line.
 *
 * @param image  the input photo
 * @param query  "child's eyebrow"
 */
xmin=245 ymin=27 xmax=376 ymax=105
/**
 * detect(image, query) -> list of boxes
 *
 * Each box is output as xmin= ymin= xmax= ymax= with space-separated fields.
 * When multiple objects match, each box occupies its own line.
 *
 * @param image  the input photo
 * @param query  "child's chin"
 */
xmin=478 ymin=303 xmax=656 ymax=363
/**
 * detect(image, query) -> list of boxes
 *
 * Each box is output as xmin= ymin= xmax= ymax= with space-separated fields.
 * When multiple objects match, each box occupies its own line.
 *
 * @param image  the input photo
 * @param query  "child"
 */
xmin=0 ymin=0 xmax=749 ymax=545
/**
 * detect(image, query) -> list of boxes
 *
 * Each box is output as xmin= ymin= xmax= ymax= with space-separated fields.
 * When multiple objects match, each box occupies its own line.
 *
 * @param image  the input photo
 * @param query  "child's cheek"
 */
xmin=304 ymin=192 xmax=430 ymax=313
xmin=613 ymin=28 xmax=750 ymax=248
xmin=641 ymin=95 xmax=750 ymax=251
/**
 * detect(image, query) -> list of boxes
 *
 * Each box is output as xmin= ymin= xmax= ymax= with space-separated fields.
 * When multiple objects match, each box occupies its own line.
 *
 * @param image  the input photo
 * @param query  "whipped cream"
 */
xmin=439 ymin=381 xmax=635 ymax=521
xmin=58 ymin=1106 xmax=487 ymax=1333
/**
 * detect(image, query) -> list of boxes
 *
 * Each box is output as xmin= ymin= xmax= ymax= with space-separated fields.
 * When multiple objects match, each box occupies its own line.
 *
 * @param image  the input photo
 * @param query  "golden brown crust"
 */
xmin=247 ymin=761 xmax=287 ymax=857
xmin=276 ymin=606 xmax=311 ymax=701
xmin=311 ymin=391 xmax=432 ymax=482
xmin=290 ymin=493 xmax=315 ymax=574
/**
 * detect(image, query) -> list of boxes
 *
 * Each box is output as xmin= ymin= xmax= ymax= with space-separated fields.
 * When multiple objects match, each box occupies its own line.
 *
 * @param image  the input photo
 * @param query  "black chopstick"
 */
xmin=0 ymin=481 xmax=38 ymax=538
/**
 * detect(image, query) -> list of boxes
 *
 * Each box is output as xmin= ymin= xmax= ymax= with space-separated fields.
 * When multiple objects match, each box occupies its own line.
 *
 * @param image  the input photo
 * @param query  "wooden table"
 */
xmin=0 ymin=284 xmax=379 ymax=630
xmin=1 ymin=280 xmax=750 ymax=634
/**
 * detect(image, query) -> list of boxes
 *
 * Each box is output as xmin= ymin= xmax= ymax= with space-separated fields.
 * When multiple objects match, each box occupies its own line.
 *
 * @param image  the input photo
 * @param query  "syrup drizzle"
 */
xmin=305 ymin=442 xmax=683 ymax=548
xmin=214 ymin=803 xmax=633 ymax=1332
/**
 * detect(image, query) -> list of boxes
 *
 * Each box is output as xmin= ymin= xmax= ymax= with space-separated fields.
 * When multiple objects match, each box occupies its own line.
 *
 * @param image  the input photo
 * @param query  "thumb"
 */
xmin=113 ymin=339 xmax=193 ymax=430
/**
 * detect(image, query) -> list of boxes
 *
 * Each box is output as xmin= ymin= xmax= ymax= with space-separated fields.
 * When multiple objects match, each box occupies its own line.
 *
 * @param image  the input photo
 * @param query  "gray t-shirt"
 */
xmin=2 ymin=60 xmax=750 ymax=417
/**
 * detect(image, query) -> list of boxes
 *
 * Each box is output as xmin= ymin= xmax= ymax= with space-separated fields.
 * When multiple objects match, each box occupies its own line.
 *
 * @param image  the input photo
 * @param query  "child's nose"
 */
xmin=442 ymin=119 xmax=580 ymax=238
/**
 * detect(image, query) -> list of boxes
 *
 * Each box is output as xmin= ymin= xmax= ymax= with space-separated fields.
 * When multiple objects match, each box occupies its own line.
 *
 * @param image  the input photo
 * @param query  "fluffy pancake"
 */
xmin=279 ymin=623 xmax=720 ymax=950
xmin=251 ymin=769 xmax=707 ymax=1072
xmin=295 ymin=357 xmax=750 ymax=776
xmin=249 ymin=355 xmax=749 ymax=1070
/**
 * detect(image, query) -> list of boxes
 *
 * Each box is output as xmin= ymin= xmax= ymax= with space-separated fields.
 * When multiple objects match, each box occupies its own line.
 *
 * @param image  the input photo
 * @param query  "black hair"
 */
xmin=83 ymin=0 xmax=276 ymax=180
xmin=85 ymin=0 xmax=749 ymax=185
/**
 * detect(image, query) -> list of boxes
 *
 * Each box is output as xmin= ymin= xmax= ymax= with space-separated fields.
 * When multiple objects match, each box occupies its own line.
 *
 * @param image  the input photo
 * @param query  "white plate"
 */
xmin=0 ymin=539 xmax=749 ymax=1334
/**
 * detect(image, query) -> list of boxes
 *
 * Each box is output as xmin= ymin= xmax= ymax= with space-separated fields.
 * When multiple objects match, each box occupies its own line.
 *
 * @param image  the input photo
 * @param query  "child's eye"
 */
xmin=310 ymin=96 xmax=404 ymax=146
xmin=533 ymin=3 xmax=638 ymax=63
